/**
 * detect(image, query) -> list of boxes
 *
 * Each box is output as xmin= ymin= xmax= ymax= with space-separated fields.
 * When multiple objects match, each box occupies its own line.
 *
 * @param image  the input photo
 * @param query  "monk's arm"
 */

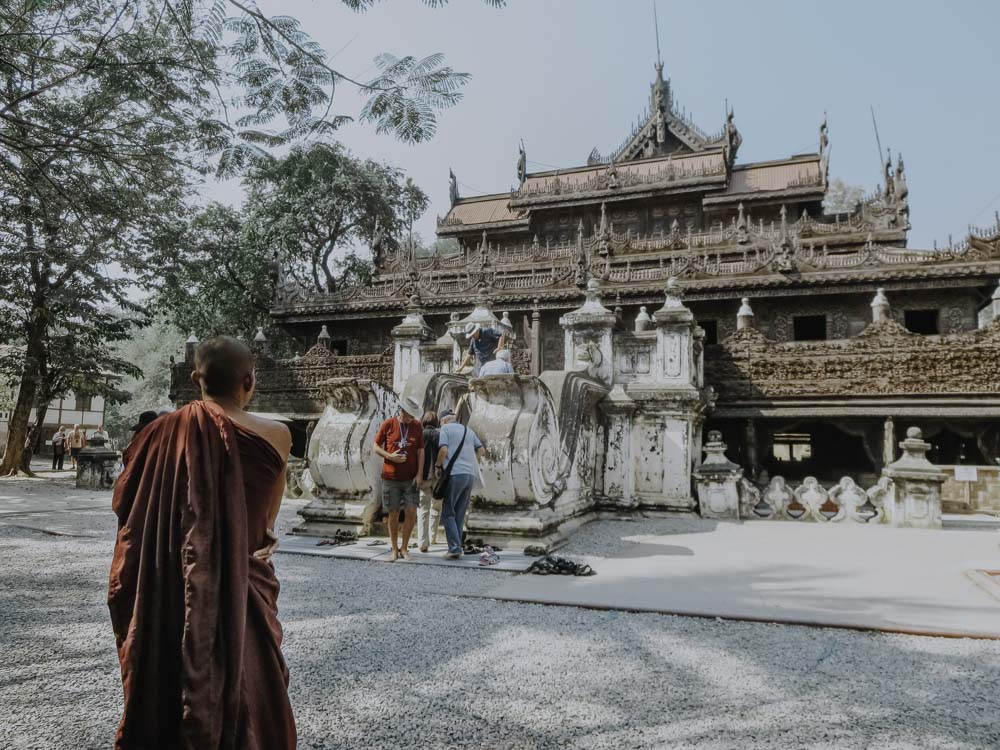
xmin=266 ymin=424 xmax=292 ymax=528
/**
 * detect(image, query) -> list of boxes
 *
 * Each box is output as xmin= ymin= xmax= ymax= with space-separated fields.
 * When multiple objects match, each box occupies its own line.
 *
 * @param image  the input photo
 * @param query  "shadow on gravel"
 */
xmin=279 ymin=555 xmax=1000 ymax=750
xmin=3 ymin=515 xmax=999 ymax=750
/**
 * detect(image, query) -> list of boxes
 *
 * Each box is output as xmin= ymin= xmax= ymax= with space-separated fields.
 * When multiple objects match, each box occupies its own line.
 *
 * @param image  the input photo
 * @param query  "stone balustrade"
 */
xmin=694 ymin=426 xmax=945 ymax=528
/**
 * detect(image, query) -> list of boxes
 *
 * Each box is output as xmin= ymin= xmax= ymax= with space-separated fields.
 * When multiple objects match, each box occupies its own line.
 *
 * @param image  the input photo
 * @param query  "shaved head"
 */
xmin=193 ymin=336 xmax=255 ymax=398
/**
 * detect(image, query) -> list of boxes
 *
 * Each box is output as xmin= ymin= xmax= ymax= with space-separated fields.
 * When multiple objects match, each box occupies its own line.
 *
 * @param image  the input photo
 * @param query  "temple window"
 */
xmin=793 ymin=314 xmax=827 ymax=341
xmin=76 ymin=393 xmax=93 ymax=411
xmin=699 ymin=320 xmax=719 ymax=345
xmin=772 ymin=432 xmax=812 ymax=463
xmin=904 ymin=309 xmax=940 ymax=335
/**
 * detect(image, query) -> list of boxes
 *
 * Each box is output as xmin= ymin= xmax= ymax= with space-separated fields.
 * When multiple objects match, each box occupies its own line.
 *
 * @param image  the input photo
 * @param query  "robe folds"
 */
xmin=108 ymin=401 xmax=296 ymax=749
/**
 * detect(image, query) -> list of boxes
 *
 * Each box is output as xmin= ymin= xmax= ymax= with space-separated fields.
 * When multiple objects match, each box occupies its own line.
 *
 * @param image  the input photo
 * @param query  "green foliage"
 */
xmin=154 ymin=202 xmax=276 ymax=341
xmin=103 ymin=317 xmax=187 ymax=445
xmin=244 ymin=142 xmax=427 ymax=292
xmin=824 ymin=179 xmax=866 ymax=216
xmin=1 ymin=0 xmax=501 ymax=185
xmin=0 ymin=0 xmax=496 ymax=470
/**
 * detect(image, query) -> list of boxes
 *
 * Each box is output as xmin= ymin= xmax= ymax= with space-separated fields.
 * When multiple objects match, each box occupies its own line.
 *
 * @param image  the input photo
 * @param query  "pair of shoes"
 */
xmin=317 ymin=529 xmax=357 ymax=547
xmin=443 ymin=551 xmax=461 ymax=560
xmin=526 ymin=555 xmax=596 ymax=577
xmin=478 ymin=545 xmax=500 ymax=567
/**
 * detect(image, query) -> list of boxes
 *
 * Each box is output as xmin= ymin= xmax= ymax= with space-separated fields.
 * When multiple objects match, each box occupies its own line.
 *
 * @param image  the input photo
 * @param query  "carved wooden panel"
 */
xmin=706 ymin=318 xmax=1000 ymax=402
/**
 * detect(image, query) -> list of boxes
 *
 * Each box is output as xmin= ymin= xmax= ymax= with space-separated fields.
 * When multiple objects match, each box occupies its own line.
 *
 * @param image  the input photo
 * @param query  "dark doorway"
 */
xmin=904 ymin=309 xmax=940 ymax=335
xmin=762 ymin=421 xmax=875 ymax=485
xmin=925 ymin=428 xmax=986 ymax=465
xmin=699 ymin=320 xmax=719 ymax=345
xmin=793 ymin=315 xmax=827 ymax=341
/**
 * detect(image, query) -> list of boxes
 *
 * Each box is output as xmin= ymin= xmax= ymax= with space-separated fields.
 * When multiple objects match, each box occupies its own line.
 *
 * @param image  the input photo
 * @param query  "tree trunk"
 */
xmin=0 ymin=312 xmax=46 ymax=475
xmin=18 ymin=394 xmax=51 ymax=475
xmin=0 ymin=349 xmax=40 ymax=475
xmin=1 ymin=205 xmax=50 ymax=475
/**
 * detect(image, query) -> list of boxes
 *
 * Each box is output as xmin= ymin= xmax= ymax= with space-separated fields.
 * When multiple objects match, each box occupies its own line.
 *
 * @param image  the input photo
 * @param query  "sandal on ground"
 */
xmin=526 ymin=555 xmax=595 ymax=577
xmin=317 ymin=529 xmax=358 ymax=547
xmin=478 ymin=545 xmax=500 ymax=566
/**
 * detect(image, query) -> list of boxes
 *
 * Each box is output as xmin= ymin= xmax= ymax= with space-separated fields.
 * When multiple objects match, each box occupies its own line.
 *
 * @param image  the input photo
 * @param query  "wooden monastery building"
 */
xmin=184 ymin=62 xmax=1000 ymax=511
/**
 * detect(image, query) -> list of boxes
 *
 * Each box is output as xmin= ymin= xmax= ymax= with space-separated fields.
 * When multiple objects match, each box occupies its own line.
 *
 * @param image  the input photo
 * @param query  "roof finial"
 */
xmin=653 ymin=0 xmax=662 ymax=68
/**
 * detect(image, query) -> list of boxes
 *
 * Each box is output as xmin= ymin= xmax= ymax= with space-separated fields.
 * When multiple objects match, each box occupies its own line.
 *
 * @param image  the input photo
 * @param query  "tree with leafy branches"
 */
xmin=0 ymin=0 xmax=502 ymax=474
xmin=102 ymin=317 xmax=187 ymax=445
xmin=823 ymin=179 xmax=866 ymax=215
xmin=243 ymin=141 xmax=429 ymax=293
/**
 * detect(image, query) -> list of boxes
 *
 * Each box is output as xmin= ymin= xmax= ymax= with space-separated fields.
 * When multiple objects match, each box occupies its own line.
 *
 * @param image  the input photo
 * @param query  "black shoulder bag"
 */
xmin=432 ymin=425 xmax=467 ymax=500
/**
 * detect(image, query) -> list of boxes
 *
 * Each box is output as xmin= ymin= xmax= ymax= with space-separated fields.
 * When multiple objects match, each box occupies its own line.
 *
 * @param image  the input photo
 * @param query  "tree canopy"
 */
xmin=245 ymin=142 xmax=428 ymax=292
xmin=155 ymin=143 xmax=429 ymax=345
xmin=0 ymin=0 xmax=497 ymax=473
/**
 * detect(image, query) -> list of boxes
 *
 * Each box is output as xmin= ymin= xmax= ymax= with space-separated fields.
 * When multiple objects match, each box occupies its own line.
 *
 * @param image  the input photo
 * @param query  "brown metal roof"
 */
xmin=442 ymin=195 xmax=524 ymax=226
xmin=726 ymin=158 xmax=822 ymax=195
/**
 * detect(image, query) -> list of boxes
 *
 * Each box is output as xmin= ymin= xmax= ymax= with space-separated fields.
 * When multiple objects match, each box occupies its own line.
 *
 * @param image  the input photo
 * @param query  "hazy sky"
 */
xmin=213 ymin=0 xmax=1000 ymax=249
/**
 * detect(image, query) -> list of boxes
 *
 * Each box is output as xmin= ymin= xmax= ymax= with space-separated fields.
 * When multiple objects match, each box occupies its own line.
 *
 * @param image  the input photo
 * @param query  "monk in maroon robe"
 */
xmin=108 ymin=336 xmax=296 ymax=749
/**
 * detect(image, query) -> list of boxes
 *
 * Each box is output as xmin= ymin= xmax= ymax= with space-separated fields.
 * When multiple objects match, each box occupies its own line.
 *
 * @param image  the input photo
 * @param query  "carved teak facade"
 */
xmin=199 ymin=63 xmax=1000 ymax=509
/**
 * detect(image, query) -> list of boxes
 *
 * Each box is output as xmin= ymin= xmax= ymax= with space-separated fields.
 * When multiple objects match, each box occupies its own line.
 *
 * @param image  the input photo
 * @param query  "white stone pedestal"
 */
xmin=883 ymin=427 xmax=945 ymax=528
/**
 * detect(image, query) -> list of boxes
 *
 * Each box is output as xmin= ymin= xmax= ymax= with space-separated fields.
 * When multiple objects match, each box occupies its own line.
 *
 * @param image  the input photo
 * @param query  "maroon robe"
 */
xmin=108 ymin=401 xmax=296 ymax=749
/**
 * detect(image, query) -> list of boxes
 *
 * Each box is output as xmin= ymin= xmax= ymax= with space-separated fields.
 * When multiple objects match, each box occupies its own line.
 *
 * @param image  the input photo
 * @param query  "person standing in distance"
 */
xmin=68 ymin=423 xmax=85 ymax=469
xmin=51 ymin=426 xmax=66 ymax=470
xmin=477 ymin=347 xmax=515 ymax=376
xmin=458 ymin=323 xmax=508 ymax=376
xmin=373 ymin=395 xmax=424 ymax=561
xmin=416 ymin=410 xmax=442 ymax=553
xmin=434 ymin=409 xmax=485 ymax=559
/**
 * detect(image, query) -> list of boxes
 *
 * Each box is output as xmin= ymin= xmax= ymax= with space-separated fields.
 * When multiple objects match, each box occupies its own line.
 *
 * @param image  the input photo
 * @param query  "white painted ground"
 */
xmin=476 ymin=518 xmax=1000 ymax=637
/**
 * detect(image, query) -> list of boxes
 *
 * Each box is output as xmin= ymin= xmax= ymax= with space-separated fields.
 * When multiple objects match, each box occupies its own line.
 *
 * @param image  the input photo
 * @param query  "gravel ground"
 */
xmin=2 ymin=477 xmax=999 ymax=749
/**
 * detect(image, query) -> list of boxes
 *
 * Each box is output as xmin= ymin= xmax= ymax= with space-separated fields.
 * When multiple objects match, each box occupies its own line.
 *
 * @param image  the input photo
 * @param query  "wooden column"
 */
xmin=745 ymin=418 xmax=758 ymax=480
xmin=882 ymin=416 xmax=896 ymax=467
xmin=530 ymin=299 xmax=541 ymax=376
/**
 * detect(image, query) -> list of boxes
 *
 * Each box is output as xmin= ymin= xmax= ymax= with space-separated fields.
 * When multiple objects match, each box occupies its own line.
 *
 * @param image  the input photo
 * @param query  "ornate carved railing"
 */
xmin=706 ymin=318 xmax=1000 ymax=402
xmin=513 ymin=157 xmax=727 ymax=201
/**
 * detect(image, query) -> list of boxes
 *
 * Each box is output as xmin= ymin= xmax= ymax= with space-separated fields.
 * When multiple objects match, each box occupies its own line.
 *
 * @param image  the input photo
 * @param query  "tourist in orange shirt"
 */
xmin=372 ymin=396 xmax=425 ymax=561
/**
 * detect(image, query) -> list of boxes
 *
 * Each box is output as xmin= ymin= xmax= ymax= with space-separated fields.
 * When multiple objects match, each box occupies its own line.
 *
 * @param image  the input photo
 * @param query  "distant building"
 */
xmin=0 ymin=349 xmax=112 ymax=453
xmin=172 ymin=61 xmax=1000 ymax=517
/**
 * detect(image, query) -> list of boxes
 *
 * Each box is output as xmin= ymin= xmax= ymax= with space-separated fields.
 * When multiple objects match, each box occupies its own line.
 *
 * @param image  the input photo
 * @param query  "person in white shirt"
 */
xmin=91 ymin=424 xmax=110 ymax=444
xmin=477 ymin=348 xmax=515 ymax=377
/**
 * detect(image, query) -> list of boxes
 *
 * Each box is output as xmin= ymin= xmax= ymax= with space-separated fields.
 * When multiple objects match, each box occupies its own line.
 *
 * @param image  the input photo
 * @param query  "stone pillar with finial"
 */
xmin=392 ymin=293 xmax=435 ymax=393
xmin=634 ymin=306 xmax=652 ymax=332
xmin=871 ymin=288 xmax=891 ymax=323
xmin=185 ymin=332 xmax=199 ymax=363
xmin=652 ymin=277 xmax=698 ymax=388
xmin=694 ymin=430 xmax=743 ymax=520
xmin=603 ymin=276 xmax=709 ymax=512
xmin=736 ymin=298 xmax=754 ymax=331
xmin=882 ymin=426 xmax=946 ymax=528
xmin=991 ymin=279 xmax=1000 ymax=322
xmin=559 ymin=278 xmax=617 ymax=386
xmin=316 ymin=325 xmax=331 ymax=351
xmin=251 ymin=327 xmax=269 ymax=356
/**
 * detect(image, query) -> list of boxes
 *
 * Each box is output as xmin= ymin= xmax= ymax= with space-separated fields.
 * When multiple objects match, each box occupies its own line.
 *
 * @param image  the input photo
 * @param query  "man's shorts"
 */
xmin=381 ymin=479 xmax=419 ymax=512
xmin=70 ymin=447 xmax=81 ymax=458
